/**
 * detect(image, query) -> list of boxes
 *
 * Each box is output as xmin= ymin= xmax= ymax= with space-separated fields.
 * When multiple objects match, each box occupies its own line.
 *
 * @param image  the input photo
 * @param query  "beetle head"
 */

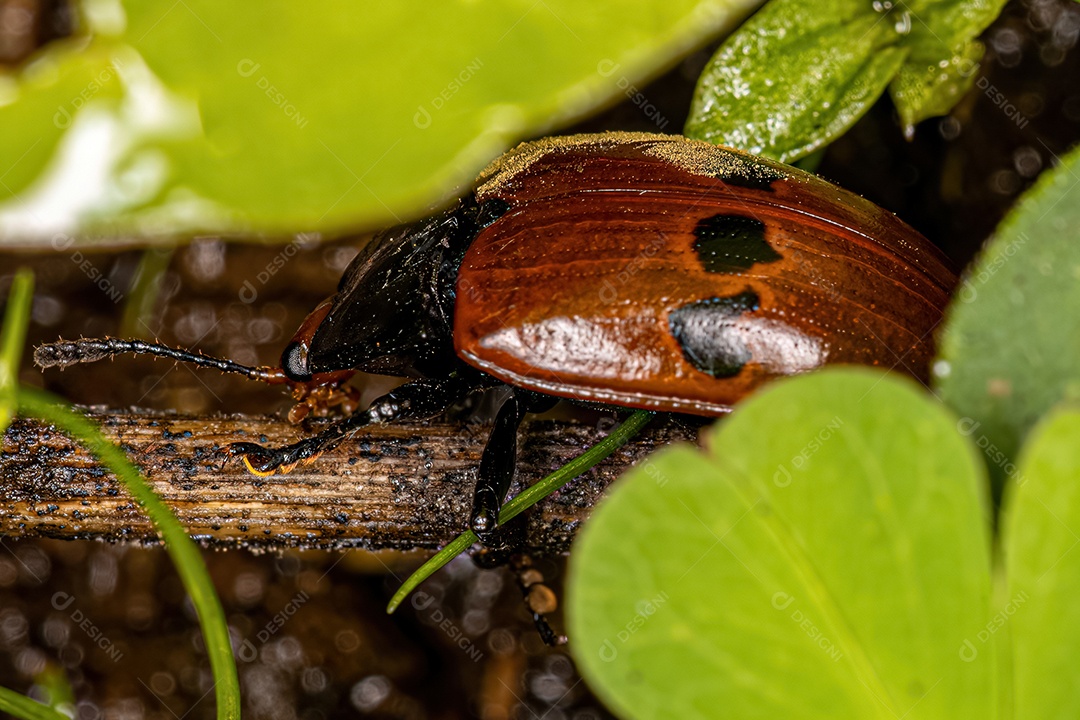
xmin=281 ymin=203 xmax=477 ymax=382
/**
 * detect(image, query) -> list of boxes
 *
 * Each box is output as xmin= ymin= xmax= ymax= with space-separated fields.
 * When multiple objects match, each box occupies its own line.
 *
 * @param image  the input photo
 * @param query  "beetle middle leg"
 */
xmin=470 ymin=389 xmax=556 ymax=537
xmin=228 ymin=376 xmax=470 ymax=476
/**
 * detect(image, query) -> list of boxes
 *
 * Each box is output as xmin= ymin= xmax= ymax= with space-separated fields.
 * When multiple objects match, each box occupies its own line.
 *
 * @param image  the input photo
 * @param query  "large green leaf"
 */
xmin=0 ymin=1 xmax=760 ymax=247
xmin=567 ymin=369 xmax=994 ymax=719
xmin=685 ymin=0 xmax=1005 ymax=160
xmin=1003 ymin=406 xmax=1080 ymax=720
xmin=935 ymin=142 xmax=1080 ymax=486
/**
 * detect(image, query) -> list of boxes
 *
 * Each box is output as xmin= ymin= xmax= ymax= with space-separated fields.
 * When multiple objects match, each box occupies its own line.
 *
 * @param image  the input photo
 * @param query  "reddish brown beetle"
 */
xmin=36 ymin=132 xmax=956 ymax=541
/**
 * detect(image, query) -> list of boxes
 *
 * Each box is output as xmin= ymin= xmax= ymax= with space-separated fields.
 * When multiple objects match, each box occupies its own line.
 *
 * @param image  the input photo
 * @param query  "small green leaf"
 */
xmin=890 ymin=40 xmax=983 ymax=137
xmin=685 ymin=0 xmax=1006 ymax=160
xmin=0 ymin=0 xmax=761 ymax=247
xmin=685 ymin=3 xmax=906 ymax=161
xmin=886 ymin=0 xmax=1006 ymax=134
xmin=568 ymin=369 xmax=994 ymax=719
xmin=1002 ymin=405 xmax=1080 ymax=719
xmin=936 ymin=142 xmax=1080 ymax=487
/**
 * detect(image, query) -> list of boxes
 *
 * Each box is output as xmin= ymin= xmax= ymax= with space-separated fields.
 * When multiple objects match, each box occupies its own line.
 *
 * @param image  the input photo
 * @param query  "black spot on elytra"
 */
xmin=669 ymin=291 xmax=759 ymax=378
xmin=693 ymin=214 xmax=782 ymax=274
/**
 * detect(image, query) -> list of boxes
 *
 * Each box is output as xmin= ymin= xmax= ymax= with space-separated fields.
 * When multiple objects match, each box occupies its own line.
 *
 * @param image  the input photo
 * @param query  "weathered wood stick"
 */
xmin=0 ymin=409 xmax=692 ymax=552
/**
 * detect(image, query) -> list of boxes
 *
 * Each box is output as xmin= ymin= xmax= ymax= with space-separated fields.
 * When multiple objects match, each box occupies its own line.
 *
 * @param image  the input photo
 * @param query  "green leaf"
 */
xmin=685 ymin=0 xmax=1006 ymax=160
xmin=1002 ymin=405 xmax=1080 ymax=719
xmin=0 ymin=0 xmax=761 ymax=247
xmin=0 ymin=268 xmax=34 ymax=435
xmin=684 ymin=3 xmax=906 ymax=161
xmin=887 ymin=0 xmax=1006 ymax=134
xmin=889 ymin=40 xmax=983 ymax=137
xmin=935 ymin=142 xmax=1080 ymax=487
xmin=567 ymin=368 xmax=994 ymax=719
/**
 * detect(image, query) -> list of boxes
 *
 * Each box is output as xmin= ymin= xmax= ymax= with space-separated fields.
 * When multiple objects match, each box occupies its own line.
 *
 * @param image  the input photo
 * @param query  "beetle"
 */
xmin=35 ymin=131 xmax=956 ymax=541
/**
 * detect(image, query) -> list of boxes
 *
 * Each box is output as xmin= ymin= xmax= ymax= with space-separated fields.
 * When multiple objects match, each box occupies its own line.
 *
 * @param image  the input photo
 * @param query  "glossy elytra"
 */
xmin=35 ymin=132 xmax=956 ymax=541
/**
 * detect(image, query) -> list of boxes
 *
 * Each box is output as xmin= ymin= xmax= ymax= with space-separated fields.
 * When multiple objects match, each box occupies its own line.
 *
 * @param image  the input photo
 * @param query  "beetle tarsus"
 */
xmin=227 ymin=440 xmax=324 ymax=477
xmin=529 ymin=610 xmax=567 ymax=647
xmin=511 ymin=554 xmax=566 ymax=646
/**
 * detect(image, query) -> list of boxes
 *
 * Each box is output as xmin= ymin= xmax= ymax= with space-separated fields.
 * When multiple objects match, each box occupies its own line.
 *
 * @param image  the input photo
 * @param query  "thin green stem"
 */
xmin=0 ymin=268 xmax=34 ymax=434
xmin=17 ymin=387 xmax=241 ymax=720
xmin=387 ymin=410 xmax=654 ymax=613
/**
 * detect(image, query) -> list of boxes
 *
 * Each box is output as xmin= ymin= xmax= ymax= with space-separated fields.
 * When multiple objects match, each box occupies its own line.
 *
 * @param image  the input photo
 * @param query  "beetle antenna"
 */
xmin=34 ymin=337 xmax=285 ymax=383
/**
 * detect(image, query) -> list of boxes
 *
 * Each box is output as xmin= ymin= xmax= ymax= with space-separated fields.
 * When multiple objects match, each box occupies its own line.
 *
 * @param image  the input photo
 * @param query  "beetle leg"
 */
xmin=472 ymin=524 xmax=567 ymax=645
xmin=511 ymin=554 xmax=567 ymax=646
xmin=470 ymin=391 xmax=527 ymax=537
xmin=228 ymin=377 xmax=467 ymax=476
xmin=470 ymin=390 xmax=556 ymax=537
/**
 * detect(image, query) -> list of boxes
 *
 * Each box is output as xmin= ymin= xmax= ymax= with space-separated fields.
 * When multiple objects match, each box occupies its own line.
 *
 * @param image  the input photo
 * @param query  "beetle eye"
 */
xmin=281 ymin=341 xmax=312 ymax=382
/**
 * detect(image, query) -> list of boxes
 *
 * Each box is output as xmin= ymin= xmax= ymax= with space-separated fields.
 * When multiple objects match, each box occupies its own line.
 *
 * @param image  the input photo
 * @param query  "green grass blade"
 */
xmin=0 ymin=268 xmax=33 ymax=435
xmin=34 ymin=664 xmax=75 ymax=715
xmin=387 ymin=410 xmax=654 ymax=613
xmin=16 ymin=387 xmax=241 ymax=720
xmin=0 ymin=686 xmax=68 ymax=720
xmin=119 ymin=247 xmax=174 ymax=338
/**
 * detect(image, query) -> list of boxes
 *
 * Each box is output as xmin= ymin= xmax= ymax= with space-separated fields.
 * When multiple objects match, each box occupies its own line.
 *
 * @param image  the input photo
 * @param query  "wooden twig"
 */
xmin=0 ymin=409 xmax=691 ymax=552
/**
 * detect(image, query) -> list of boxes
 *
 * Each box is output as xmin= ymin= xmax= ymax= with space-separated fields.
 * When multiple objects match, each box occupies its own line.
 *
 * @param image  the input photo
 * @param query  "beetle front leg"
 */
xmin=228 ymin=377 xmax=467 ymax=476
